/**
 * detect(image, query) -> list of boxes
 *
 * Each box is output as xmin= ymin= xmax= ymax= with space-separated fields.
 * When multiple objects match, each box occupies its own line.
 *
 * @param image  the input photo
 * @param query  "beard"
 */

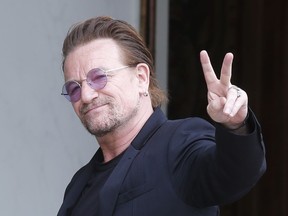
xmin=79 ymin=96 xmax=140 ymax=137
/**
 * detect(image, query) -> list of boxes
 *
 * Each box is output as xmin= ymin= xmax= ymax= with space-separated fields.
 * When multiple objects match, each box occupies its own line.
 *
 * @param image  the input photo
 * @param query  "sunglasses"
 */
xmin=61 ymin=66 xmax=129 ymax=102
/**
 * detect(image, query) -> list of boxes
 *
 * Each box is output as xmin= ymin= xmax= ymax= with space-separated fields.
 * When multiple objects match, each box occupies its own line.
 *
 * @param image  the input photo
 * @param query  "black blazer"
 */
xmin=58 ymin=108 xmax=266 ymax=216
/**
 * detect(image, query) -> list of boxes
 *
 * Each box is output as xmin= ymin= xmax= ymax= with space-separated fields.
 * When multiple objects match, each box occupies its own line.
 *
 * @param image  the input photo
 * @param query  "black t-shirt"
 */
xmin=71 ymin=149 xmax=123 ymax=216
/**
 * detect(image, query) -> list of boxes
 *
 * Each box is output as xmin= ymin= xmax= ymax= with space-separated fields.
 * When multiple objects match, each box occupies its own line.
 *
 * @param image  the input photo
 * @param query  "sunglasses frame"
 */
xmin=61 ymin=65 xmax=129 ymax=102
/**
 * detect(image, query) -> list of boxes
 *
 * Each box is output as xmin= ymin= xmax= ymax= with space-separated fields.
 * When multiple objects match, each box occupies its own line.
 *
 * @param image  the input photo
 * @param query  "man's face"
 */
xmin=63 ymin=39 xmax=142 ymax=137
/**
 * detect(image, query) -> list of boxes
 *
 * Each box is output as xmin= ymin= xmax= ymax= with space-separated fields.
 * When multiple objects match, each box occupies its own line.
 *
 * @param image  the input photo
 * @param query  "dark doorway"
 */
xmin=168 ymin=0 xmax=288 ymax=215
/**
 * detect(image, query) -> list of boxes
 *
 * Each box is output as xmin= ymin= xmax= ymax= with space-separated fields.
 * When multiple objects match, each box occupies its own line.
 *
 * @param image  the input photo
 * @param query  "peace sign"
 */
xmin=200 ymin=50 xmax=248 ymax=129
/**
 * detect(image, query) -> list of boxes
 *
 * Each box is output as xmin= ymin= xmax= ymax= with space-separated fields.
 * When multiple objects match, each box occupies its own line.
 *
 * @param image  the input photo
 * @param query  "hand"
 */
xmin=200 ymin=50 xmax=248 ymax=129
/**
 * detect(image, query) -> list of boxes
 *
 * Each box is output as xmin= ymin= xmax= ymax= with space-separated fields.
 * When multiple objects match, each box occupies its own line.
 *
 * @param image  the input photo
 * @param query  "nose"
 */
xmin=80 ymin=81 xmax=99 ymax=103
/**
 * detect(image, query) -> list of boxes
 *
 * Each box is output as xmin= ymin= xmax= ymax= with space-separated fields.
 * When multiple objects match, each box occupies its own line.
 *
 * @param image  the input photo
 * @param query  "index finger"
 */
xmin=200 ymin=50 xmax=218 ymax=86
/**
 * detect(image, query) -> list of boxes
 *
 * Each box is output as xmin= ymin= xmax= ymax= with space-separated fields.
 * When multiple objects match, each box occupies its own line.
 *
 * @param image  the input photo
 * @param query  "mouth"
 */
xmin=81 ymin=103 xmax=107 ymax=115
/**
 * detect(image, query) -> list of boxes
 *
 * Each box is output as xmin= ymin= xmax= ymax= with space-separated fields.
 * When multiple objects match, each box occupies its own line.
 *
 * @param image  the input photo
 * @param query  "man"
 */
xmin=57 ymin=16 xmax=266 ymax=216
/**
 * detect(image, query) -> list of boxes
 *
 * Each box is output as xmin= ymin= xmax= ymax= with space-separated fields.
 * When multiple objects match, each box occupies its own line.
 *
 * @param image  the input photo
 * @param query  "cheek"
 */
xmin=125 ymin=77 xmax=141 ymax=98
xmin=106 ymin=76 xmax=141 ymax=107
xmin=121 ymin=89 xmax=140 ymax=108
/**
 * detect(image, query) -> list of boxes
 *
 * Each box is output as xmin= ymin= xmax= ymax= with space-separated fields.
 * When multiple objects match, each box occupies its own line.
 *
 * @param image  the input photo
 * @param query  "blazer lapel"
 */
xmin=97 ymin=145 xmax=140 ymax=216
xmin=97 ymin=108 xmax=167 ymax=216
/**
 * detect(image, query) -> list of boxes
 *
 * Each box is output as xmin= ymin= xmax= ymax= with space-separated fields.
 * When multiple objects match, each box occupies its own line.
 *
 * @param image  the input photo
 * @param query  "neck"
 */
xmin=96 ymin=105 xmax=153 ymax=163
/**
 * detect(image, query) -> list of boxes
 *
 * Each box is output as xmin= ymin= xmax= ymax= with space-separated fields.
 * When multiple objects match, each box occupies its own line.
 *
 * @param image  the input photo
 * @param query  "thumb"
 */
xmin=207 ymin=97 xmax=227 ymax=122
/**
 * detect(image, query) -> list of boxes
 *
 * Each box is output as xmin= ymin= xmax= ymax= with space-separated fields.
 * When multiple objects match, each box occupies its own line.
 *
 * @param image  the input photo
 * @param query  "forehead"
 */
xmin=64 ymin=38 xmax=124 ymax=79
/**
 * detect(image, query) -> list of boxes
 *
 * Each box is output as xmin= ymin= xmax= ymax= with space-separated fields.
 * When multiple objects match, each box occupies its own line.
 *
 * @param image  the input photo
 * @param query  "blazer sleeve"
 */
xmin=168 ymin=108 xmax=266 ymax=208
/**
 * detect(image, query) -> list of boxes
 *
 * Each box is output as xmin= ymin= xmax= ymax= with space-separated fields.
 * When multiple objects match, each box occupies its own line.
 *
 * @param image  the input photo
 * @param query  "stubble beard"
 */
xmin=80 ymin=98 xmax=140 ymax=137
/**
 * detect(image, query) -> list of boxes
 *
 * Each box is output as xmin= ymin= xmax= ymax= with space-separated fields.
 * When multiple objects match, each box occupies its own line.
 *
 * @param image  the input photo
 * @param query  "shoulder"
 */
xmin=62 ymin=150 xmax=100 ymax=198
xmin=163 ymin=117 xmax=215 ymax=138
xmin=63 ymin=164 xmax=89 ymax=198
xmin=155 ymin=117 xmax=216 ymax=158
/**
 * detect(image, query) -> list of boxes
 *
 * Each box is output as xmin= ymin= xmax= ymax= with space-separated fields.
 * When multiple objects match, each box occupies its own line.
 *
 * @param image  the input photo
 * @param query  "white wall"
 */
xmin=155 ymin=0 xmax=169 ymax=113
xmin=0 ymin=1 xmax=140 ymax=215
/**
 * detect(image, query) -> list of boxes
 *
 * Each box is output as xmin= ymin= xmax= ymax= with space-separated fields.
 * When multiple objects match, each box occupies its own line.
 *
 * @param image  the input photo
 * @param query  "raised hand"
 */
xmin=200 ymin=50 xmax=248 ymax=130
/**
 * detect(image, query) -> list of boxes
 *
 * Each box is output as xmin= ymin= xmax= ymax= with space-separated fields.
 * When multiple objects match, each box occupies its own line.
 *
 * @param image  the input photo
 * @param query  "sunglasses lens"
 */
xmin=61 ymin=68 xmax=107 ymax=102
xmin=63 ymin=81 xmax=81 ymax=102
xmin=86 ymin=68 xmax=107 ymax=90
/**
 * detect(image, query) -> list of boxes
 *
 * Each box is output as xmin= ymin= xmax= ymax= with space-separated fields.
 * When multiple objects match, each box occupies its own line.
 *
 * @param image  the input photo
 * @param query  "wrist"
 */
xmin=225 ymin=112 xmax=249 ymax=131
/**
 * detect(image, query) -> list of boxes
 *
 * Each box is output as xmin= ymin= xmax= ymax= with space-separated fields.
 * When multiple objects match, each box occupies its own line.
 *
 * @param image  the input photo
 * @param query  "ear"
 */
xmin=135 ymin=63 xmax=150 ymax=92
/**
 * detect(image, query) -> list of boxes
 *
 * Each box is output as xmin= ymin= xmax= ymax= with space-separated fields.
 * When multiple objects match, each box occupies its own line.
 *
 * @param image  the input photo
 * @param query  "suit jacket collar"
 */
xmin=131 ymin=107 xmax=167 ymax=150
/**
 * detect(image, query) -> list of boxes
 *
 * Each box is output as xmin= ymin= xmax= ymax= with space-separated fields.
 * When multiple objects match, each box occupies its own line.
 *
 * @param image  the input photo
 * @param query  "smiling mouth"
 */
xmin=82 ymin=103 xmax=107 ymax=115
